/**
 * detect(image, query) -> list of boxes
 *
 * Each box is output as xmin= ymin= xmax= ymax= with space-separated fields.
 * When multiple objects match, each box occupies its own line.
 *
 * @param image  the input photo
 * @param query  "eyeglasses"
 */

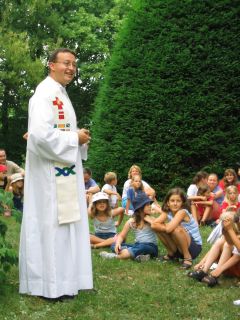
xmin=55 ymin=61 xmax=77 ymax=68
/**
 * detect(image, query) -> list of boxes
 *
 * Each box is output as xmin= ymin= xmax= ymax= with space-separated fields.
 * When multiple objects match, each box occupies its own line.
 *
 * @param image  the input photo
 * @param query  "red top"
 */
xmin=220 ymin=201 xmax=240 ymax=213
xmin=219 ymin=180 xmax=240 ymax=194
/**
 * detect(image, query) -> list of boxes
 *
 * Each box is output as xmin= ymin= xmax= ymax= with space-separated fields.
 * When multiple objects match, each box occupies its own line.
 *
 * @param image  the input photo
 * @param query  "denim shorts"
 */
xmin=94 ymin=232 xmax=116 ymax=240
xmin=112 ymin=242 xmax=158 ymax=259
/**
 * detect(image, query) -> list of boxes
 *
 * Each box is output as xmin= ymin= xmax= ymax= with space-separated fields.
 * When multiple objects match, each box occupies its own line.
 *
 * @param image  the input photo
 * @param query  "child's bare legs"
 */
xmin=170 ymin=226 xmax=192 ymax=263
xmin=191 ymin=204 xmax=199 ymax=224
xmin=90 ymin=235 xmax=114 ymax=248
xmin=211 ymin=254 xmax=240 ymax=278
xmin=201 ymin=237 xmax=225 ymax=273
xmin=217 ymin=241 xmax=233 ymax=266
xmin=194 ymin=252 xmax=209 ymax=270
xmin=116 ymin=248 xmax=132 ymax=260
xmin=155 ymin=232 xmax=178 ymax=257
xmin=201 ymin=206 xmax=212 ymax=224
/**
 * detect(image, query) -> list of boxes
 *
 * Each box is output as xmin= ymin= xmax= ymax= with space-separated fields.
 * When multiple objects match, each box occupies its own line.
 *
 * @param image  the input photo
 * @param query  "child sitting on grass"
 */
xmin=221 ymin=185 xmax=240 ymax=214
xmin=191 ymin=185 xmax=217 ymax=226
xmin=150 ymin=188 xmax=202 ymax=269
xmin=188 ymin=208 xmax=240 ymax=287
xmin=125 ymin=174 xmax=145 ymax=215
xmin=88 ymin=192 xmax=124 ymax=249
xmin=6 ymin=173 xmax=24 ymax=212
xmin=99 ymin=193 xmax=158 ymax=262
xmin=101 ymin=171 xmax=122 ymax=209
xmin=187 ymin=171 xmax=209 ymax=199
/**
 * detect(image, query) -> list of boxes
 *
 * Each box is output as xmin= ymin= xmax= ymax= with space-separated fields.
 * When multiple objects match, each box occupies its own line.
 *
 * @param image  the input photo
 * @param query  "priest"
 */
xmin=19 ymin=48 xmax=93 ymax=300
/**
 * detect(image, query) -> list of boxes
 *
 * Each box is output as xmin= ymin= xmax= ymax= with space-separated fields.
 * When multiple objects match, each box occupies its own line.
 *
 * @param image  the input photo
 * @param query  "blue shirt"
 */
xmin=85 ymin=178 xmax=98 ymax=190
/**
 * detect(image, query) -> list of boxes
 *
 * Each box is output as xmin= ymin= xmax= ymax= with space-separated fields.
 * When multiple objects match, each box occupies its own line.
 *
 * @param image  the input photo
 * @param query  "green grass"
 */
xmin=1 ymin=216 xmax=240 ymax=320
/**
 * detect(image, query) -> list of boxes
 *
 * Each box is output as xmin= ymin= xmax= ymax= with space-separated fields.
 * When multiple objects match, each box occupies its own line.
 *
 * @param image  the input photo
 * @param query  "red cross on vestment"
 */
xmin=53 ymin=97 xmax=63 ymax=110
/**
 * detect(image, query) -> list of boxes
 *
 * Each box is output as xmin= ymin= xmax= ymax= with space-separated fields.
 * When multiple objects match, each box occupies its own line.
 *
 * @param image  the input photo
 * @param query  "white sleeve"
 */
xmin=102 ymin=184 xmax=111 ymax=192
xmin=187 ymin=184 xmax=198 ymax=197
xmin=122 ymin=180 xmax=130 ymax=199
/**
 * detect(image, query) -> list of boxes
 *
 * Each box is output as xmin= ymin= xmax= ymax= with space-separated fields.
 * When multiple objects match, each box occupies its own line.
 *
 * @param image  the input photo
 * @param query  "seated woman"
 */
xmin=219 ymin=168 xmax=240 ymax=197
xmin=122 ymin=165 xmax=155 ymax=213
xmin=188 ymin=208 xmax=240 ymax=287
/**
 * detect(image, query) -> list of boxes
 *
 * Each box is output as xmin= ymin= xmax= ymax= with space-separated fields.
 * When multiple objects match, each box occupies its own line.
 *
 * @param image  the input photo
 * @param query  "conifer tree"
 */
xmin=88 ymin=0 xmax=240 ymax=196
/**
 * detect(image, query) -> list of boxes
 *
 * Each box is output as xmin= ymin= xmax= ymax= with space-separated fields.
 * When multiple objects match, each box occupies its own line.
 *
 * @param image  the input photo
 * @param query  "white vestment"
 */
xmin=19 ymin=76 xmax=93 ymax=298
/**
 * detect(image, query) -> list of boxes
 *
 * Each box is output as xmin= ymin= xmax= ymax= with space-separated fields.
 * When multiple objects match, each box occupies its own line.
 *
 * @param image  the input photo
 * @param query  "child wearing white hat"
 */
xmin=88 ymin=192 xmax=124 ymax=249
xmin=6 ymin=173 xmax=24 ymax=212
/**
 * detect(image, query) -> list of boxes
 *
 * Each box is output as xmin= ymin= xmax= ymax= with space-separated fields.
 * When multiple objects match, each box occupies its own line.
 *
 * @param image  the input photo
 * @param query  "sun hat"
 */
xmin=132 ymin=192 xmax=153 ymax=212
xmin=0 ymin=164 xmax=7 ymax=172
xmin=92 ymin=192 xmax=109 ymax=203
xmin=10 ymin=173 xmax=24 ymax=184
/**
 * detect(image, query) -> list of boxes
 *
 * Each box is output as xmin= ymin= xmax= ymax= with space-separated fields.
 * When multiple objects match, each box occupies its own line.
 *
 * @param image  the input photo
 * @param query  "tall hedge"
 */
xmin=87 ymin=0 xmax=240 ymax=197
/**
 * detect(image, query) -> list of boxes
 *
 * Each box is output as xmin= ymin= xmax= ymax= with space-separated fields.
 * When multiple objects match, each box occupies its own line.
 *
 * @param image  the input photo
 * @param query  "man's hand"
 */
xmin=77 ymin=128 xmax=91 ymax=145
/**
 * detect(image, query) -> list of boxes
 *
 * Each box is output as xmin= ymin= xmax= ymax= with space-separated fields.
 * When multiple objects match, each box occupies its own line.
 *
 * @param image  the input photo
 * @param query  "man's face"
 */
xmin=49 ymin=52 xmax=77 ymax=86
xmin=0 ymin=151 xmax=6 ymax=164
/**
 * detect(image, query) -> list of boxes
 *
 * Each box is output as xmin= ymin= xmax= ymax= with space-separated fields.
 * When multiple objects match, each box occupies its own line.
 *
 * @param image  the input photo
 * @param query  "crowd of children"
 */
xmin=1 ymin=160 xmax=240 ymax=305
xmin=86 ymin=164 xmax=240 ymax=306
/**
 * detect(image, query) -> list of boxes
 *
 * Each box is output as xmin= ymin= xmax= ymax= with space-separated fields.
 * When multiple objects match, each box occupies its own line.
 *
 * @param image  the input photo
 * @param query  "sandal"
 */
xmin=201 ymin=275 xmax=218 ymax=287
xmin=180 ymin=258 xmax=193 ymax=269
xmin=187 ymin=270 xmax=208 ymax=281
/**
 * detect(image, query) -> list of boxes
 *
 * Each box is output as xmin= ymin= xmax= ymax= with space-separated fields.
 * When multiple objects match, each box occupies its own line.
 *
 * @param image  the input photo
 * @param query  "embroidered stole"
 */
xmin=53 ymin=96 xmax=80 ymax=224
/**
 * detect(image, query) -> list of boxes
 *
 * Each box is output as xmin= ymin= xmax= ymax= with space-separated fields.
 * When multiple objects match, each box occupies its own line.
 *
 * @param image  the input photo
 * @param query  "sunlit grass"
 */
xmin=1 ymin=216 xmax=240 ymax=320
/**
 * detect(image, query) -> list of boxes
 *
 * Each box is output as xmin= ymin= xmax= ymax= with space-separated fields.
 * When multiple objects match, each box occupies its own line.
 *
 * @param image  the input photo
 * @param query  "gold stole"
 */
xmin=53 ymin=96 xmax=80 ymax=224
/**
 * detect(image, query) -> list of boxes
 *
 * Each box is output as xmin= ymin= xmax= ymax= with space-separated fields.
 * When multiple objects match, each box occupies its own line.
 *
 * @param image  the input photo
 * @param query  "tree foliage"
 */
xmin=87 ymin=0 xmax=240 ymax=196
xmin=0 ymin=191 xmax=19 ymax=283
xmin=0 ymin=0 xmax=131 ymax=163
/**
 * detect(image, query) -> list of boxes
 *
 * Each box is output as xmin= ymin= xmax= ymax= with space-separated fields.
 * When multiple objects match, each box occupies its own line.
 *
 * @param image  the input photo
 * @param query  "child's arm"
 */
xmin=115 ymin=220 xmax=131 ymax=254
xmin=193 ymin=200 xmax=213 ymax=206
xmin=86 ymin=185 xmax=100 ymax=195
xmin=87 ymin=204 xmax=94 ymax=218
xmin=102 ymin=188 xmax=119 ymax=197
xmin=125 ymin=198 xmax=131 ymax=215
xmin=211 ymin=189 xmax=223 ymax=200
xmin=144 ymin=214 xmax=156 ymax=224
xmin=188 ymin=195 xmax=207 ymax=201
xmin=163 ymin=210 xmax=187 ymax=233
xmin=150 ymin=211 xmax=168 ymax=231
xmin=112 ymin=207 xmax=124 ymax=227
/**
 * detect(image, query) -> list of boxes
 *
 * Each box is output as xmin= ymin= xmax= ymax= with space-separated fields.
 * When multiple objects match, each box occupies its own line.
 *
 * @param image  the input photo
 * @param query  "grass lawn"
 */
xmin=1 ymin=216 xmax=240 ymax=320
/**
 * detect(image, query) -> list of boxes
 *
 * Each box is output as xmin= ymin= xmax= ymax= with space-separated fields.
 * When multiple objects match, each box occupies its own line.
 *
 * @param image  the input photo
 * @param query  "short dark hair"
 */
xmin=48 ymin=48 xmax=76 ymax=63
xmin=83 ymin=167 xmax=92 ymax=176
